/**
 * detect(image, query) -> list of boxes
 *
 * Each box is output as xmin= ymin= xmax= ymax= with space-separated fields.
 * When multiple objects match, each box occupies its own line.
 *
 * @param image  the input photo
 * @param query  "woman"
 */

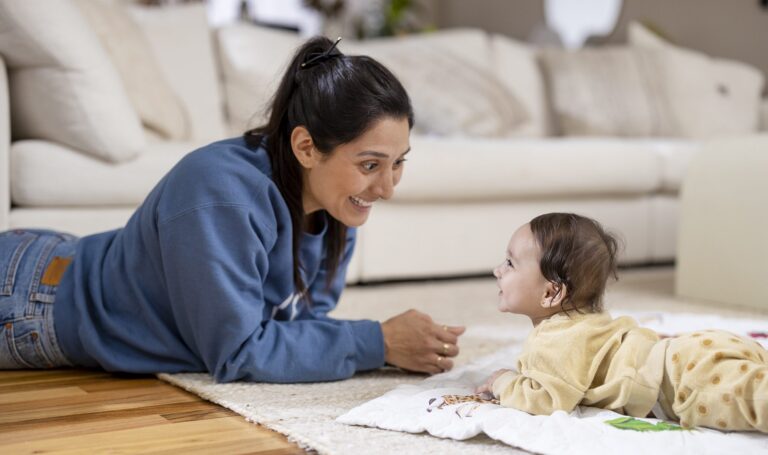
xmin=0 ymin=37 xmax=464 ymax=383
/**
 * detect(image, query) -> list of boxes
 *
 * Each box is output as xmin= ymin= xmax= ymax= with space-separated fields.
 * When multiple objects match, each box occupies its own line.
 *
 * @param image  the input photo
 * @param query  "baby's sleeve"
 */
xmin=492 ymin=369 xmax=584 ymax=415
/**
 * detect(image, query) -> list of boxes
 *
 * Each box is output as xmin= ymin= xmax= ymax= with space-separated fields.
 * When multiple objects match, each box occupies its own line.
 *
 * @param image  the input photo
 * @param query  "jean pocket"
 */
xmin=0 ymin=319 xmax=54 ymax=369
xmin=0 ymin=230 xmax=38 ymax=297
xmin=27 ymin=236 xmax=67 ymax=310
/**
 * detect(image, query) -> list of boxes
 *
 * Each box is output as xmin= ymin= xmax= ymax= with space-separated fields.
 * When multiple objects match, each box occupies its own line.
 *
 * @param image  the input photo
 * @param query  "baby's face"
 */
xmin=492 ymin=224 xmax=552 ymax=321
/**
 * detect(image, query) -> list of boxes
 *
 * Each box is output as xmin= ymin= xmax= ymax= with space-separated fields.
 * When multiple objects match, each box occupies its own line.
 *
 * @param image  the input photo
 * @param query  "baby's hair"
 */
xmin=529 ymin=213 xmax=620 ymax=314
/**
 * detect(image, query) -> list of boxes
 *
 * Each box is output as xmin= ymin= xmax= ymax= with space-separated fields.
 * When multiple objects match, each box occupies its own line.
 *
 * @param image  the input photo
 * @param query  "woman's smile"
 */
xmin=350 ymin=196 xmax=375 ymax=211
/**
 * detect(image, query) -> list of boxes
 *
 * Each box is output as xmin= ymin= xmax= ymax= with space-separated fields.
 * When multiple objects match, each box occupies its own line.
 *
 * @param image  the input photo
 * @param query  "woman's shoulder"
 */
xmin=156 ymin=136 xmax=287 ymax=226
xmin=180 ymin=137 xmax=272 ymax=182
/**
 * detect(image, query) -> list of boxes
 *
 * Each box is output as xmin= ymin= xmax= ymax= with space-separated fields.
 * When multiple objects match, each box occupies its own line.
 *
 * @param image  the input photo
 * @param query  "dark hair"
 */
xmin=244 ymin=37 xmax=413 ymax=297
xmin=529 ymin=213 xmax=620 ymax=314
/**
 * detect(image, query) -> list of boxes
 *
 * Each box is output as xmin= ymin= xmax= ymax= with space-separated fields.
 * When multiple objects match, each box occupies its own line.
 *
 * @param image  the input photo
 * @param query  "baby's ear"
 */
xmin=541 ymin=282 xmax=567 ymax=309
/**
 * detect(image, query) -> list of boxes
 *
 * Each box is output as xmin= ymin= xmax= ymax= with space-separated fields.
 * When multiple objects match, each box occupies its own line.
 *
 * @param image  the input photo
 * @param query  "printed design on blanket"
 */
xmin=605 ymin=416 xmax=686 ymax=432
xmin=426 ymin=394 xmax=500 ymax=418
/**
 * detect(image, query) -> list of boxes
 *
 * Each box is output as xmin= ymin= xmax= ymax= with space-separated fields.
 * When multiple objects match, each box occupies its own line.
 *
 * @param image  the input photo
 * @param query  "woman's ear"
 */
xmin=541 ymin=282 xmax=567 ymax=309
xmin=290 ymin=126 xmax=318 ymax=169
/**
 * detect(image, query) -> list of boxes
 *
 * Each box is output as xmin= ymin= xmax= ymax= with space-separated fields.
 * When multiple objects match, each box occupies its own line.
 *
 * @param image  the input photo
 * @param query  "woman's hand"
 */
xmin=381 ymin=309 xmax=465 ymax=375
xmin=475 ymin=368 xmax=513 ymax=395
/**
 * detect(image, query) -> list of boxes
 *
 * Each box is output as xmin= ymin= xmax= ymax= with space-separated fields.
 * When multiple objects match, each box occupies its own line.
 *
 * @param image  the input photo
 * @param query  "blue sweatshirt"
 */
xmin=54 ymin=137 xmax=385 ymax=383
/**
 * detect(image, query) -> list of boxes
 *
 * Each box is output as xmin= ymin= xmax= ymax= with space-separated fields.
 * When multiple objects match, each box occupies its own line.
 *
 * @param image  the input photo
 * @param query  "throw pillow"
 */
xmin=0 ymin=0 xmax=145 ymax=163
xmin=217 ymin=25 xmax=530 ymax=137
xmin=128 ymin=3 xmax=227 ymax=142
xmin=73 ymin=0 xmax=190 ymax=141
xmin=346 ymin=29 xmax=529 ymax=137
xmin=539 ymin=46 xmax=677 ymax=137
xmin=216 ymin=23 xmax=302 ymax=132
xmin=489 ymin=34 xmax=549 ymax=137
xmin=628 ymin=21 xmax=764 ymax=139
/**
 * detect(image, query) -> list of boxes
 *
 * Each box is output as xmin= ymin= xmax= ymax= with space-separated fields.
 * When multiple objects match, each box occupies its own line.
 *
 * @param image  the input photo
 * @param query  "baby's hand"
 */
xmin=475 ymin=368 xmax=513 ymax=395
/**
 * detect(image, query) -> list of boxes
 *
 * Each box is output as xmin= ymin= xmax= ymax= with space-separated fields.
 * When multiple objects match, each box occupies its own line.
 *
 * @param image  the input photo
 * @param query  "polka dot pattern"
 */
xmin=665 ymin=329 xmax=767 ymax=432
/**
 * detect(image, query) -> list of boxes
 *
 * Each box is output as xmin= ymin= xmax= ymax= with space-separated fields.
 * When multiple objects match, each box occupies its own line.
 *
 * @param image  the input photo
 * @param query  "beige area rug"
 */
xmin=158 ymin=267 xmax=768 ymax=454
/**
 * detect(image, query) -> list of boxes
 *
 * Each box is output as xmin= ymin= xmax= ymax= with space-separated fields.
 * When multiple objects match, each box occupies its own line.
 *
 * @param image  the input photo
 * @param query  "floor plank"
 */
xmin=0 ymin=369 xmax=306 ymax=454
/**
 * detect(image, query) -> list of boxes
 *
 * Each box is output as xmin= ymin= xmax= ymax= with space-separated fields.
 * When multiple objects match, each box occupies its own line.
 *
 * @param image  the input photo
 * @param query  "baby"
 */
xmin=476 ymin=213 xmax=767 ymax=432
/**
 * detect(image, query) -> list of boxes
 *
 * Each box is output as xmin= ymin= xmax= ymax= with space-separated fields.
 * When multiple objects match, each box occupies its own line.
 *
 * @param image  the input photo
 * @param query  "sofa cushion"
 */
xmin=12 ymin=136 xmax=694 ymax=207
xmin=0 ymin=0 xmax=145 ymax=163
xmin=0 ymin=56 xmax=8 ymax=221
xmin=628 ymin=22 xmax=764 ymax=139
xmin=490 ymin=34 xmax=548 ymax=137
xmin=217 ymin=25 xmax=530 ymax=138
xmin=73 ymin=0 xmax=189 ymax=141
xmin=391 ymin=136 xmax=666 ymax=202
xmin=10 ymin=140 xmax=199 ymax=207
xmin=128 ymin=3 xmax=227 ymax=142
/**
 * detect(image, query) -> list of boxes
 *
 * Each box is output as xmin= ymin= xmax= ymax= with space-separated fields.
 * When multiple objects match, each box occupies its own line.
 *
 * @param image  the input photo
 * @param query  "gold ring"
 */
xmin=436 ymin=355 xmax=443 ymax=364
xmin=442 ymin=343 xmax=450 ymax=356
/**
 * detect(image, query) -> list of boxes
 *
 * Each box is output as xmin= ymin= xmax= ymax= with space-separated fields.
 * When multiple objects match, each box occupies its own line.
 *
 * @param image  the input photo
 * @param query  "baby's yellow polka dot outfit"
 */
xmin=659 ymin=330 xmax=767 ymax=431
xmin=492 ymin=312 xmax=768 ymax=432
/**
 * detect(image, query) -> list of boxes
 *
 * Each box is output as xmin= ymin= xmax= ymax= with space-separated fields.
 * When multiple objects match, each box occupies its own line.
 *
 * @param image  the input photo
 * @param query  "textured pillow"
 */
xmin=217 ymin=25 xmax=529 ymax=137
xmin=628 ymin=21 xmax=764 ymax=139
xmin=346 ymin=29 xmax=529 ymax=137
xmin=539 ymin=46 xmax=677 ymax=137
xmin=73 ymin=0 xmax=189 ymax=141
xmin=0 ymin=0 xmax=145 ymax=162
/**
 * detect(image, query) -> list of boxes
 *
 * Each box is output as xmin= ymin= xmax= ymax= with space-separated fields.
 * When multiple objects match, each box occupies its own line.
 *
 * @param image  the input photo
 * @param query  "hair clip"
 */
xmin=301 ymin=37 xmax=343 ymax=69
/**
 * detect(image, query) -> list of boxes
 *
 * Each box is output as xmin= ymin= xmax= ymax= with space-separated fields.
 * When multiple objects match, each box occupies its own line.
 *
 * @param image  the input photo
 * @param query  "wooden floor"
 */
xmin=0 ymin=369 xmax=307 ymax=454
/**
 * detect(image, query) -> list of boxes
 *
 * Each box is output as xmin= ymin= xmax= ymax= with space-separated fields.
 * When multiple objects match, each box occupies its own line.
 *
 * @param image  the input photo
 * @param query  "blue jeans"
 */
xmin=0 ymin=229 xmax=76 ymax=369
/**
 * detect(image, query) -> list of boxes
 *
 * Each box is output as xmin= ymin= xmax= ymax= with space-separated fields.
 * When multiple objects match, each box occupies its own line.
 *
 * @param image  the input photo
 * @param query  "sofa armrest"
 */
xmin=676 ymin=135 xmax=768 ymax=309
xmin=0 ymin=55 xmax=9 ymax=230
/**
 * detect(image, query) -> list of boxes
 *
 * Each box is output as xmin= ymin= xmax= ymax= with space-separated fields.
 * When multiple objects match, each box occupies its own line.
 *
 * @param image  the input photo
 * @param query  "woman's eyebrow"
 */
xmin=356 ymin=151 xmax=388 ymax=158
xmin=356 ymin=147 xmax=411 ymax=158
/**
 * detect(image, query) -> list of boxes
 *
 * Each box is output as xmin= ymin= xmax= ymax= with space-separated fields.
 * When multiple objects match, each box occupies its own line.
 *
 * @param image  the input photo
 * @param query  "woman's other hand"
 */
xmin=381 ymin=309 xmax=465 ymax=374
xmin=475 ymin=368 xmax=513 ymax=395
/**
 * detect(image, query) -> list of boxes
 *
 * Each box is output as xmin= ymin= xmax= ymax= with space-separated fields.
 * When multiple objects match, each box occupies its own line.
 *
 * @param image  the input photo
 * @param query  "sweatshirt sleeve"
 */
xmin=295 ymin=227 xmax=385 ymax=373
xmin=158 ymin=204 xmax=383 ymax=383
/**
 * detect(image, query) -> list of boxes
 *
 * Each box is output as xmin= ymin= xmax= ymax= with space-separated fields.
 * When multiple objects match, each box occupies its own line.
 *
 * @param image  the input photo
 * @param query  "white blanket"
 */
xmin=337 ymin=312 xmax=768 ymax=455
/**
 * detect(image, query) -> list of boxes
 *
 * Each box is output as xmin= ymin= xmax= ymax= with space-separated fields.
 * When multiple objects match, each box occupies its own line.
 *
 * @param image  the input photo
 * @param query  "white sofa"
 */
xmin=0 ymin=1 xmax=765 ymax=283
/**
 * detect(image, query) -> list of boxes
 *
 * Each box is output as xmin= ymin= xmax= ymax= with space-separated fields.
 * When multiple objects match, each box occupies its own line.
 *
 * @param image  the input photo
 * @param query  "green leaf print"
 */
xmin=605 ymin=417 xmax=687 ymax=432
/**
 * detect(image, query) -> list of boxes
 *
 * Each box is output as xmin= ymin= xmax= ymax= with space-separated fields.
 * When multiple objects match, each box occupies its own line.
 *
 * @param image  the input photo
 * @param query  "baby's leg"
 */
xmin=668 ymin=330 xmax=767 ymax=432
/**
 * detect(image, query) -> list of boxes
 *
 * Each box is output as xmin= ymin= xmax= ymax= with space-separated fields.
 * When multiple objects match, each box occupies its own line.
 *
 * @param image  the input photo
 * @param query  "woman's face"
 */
xmin=298 ymin=117 xmax=411 ymax=227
